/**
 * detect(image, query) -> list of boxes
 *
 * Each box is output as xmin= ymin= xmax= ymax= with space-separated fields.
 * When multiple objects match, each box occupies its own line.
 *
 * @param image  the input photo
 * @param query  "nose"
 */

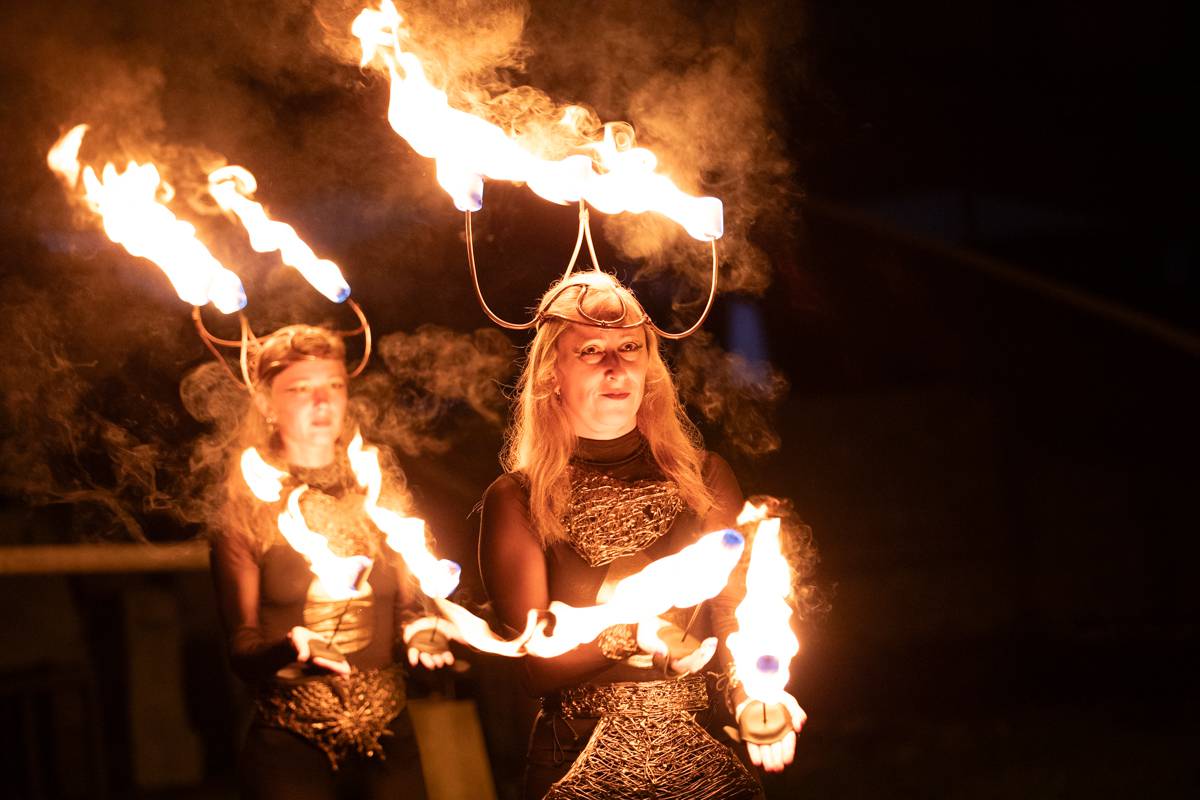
xmin=312 ymin=386 xmax=330 ymax=406
xmin=602 ymin=350 xmax=626 ymax=378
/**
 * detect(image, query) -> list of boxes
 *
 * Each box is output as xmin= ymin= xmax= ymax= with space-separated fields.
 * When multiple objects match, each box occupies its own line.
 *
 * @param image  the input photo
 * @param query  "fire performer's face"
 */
xmin=259 ymin=359 xmax=348 ymax=466
xmin=554 ymin=323 xmax=648 ymax=440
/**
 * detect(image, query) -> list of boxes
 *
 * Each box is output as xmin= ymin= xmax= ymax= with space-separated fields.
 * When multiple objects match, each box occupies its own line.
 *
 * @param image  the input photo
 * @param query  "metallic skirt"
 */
xmin=539 ymin=676 xmax=759 ymax=800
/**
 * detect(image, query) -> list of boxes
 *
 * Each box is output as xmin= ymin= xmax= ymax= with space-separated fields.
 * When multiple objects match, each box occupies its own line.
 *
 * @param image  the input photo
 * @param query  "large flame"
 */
xmin=726 ymin=503 xmax=800 ymax=706
xmin=344 ymin=432 xmax=462 ymax=599
xmin=208 ymin=166 xmax=351 ymax=303
xmin=277 ymin=486 xmax=373 ymax=601
xmin=46 ymin=124 xmax=247 ymax=313
xmin=523 ymin=528 xmax=745 ymax=658
xmin=352 ymin=1 xmax=723 ymax=240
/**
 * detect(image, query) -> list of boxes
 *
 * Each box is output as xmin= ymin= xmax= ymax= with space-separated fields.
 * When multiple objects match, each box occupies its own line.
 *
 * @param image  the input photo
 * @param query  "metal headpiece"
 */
xmin=466 ymin=201 xmax=718 ymax=340
xmin=191 ymin=298 xmax=372 ymax=394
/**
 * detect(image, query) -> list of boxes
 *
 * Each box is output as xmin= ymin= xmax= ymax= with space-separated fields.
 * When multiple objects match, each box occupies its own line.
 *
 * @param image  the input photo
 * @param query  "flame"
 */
xmin=524 ymin=528 xmax=745 ymax=658
xmin=208 ymin=166 xmax=351 ymax=303
xmin=239 ymin=447 xmax=289 ymax=502
xmin=277 ymin=486 xmax=374 ymax=601
xmin=726 ymin=503 xmax=799 ymax=706
xmin=352 ymin=1 xmax=723 ymax=240
xmin=46 ymin=124 xmax=247 ymax=313
xmin=432 ymin=598 xmax=543 ymax=658
xmin=345 ymin=432 xmax=462 ymax=598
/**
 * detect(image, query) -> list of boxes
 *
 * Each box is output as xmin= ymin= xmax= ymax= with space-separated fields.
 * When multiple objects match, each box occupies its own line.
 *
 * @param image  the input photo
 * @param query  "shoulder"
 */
xmin=482 ymin=472 xmax=529 ymax=508
xmin=701 ymin=450 xmax=735 ymax=486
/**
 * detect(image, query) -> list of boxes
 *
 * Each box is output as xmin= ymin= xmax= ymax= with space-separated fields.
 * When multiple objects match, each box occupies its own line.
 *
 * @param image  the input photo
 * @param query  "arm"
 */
xmin=703 ymin=454 xmax=805 ymax=771
xmin=208 ymin=530 xmax=297 ymax=684
xmin=478 ymin=475 xmax=620 ymax=696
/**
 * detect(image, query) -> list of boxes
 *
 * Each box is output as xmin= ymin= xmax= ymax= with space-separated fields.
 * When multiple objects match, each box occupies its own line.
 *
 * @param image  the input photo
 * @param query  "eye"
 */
xmin=287 ymin=383 xmax=311 ymax=394
xmin=578 ymin=344 xmax=605 ymax=364
xmin=617 ymin=341 xmax=644 ymax=360
xmin=330 ymin=379 xmax=346 ymax=391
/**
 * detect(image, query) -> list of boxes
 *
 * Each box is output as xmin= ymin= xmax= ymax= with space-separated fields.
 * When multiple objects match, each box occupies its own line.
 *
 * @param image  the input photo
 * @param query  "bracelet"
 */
xmin=596 ymin=623 xmax=640 ymax=660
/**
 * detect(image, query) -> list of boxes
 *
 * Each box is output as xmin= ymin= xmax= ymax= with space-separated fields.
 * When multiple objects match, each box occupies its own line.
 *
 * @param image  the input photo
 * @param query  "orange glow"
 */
xmin=208 ymin=166 xmax=351 ymax=303
xmin=431 ymin=598 xmax=544 ymax=658
xmin=239 ymin=447 xmax=288 ymax=502
xmin=46 ymin=124 xmax=247 ymax=313
xmin=524 ymin=528 xmax=745 ymax=658
xmin=727 ymin=503 xmax=800 ymax=706
xmin=344 ymin=433 xmax=462 ymax=598
xmin=277 ymin=486 xmax=373 ymax=601
xmin=352 ymin=1 xmax=723 ymax=240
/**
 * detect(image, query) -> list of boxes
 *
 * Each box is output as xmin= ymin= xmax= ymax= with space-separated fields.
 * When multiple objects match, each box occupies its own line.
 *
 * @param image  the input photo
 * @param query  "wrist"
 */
xmin=597 ymin=623 xmax=640 ymax=660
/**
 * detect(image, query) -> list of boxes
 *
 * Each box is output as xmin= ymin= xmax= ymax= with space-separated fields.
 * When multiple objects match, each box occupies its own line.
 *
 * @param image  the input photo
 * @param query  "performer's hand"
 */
xmin=402 ymin=616 xmax=456 ymax=670
xmin=735 ymin=694 xmax=806 ymax=773
xmin=636 ymin=617 xmax=717 ymax=676
xmin=288 ymin=626 xmax=350 ymax=675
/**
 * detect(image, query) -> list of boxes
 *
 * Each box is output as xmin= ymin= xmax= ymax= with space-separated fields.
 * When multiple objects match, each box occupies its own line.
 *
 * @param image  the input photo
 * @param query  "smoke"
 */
xmin=672 ymin=331 xmax=789 ymax=456
xmin=0 ymin=0 xmax=804 ymax=540
xmin=352 ymin=324 xmax=514 ymax=455
xmin=0 ymin=278 xmax=192 ymax=542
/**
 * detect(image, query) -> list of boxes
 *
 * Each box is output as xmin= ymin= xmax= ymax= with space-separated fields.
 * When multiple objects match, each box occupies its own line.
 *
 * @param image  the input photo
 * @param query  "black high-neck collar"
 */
xmin=573 ymin=428 xmax=646 ymax=466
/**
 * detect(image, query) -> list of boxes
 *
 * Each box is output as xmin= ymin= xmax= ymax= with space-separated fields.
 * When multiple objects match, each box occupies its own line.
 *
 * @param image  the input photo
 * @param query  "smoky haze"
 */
xmin=0 ymin=0 xmax=804 ymax=542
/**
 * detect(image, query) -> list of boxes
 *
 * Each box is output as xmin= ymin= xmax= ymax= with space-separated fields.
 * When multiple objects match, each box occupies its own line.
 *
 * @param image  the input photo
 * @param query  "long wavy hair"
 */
xmin=501 ymin=271 xmax=712 ymax=545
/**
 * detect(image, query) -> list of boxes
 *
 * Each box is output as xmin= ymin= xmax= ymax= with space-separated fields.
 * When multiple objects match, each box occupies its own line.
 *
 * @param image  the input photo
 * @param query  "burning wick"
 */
xmin=727 ymin=502 xmax=806 ymax=744
xmin=351 ymin=1 xmax=724 ymax=240
xmin=208 ymin=166 xmax=351 ymax=304
xmin=46 ymin=124 xmax=247 ymax=313
xmin=524 ymin=528 xmax=745 ymax=658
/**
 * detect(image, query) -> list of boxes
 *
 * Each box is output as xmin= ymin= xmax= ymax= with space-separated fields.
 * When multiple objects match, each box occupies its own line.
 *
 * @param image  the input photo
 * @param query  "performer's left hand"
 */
xmin=402 ymin=616 xmax=456 ymax=670
xmin=736 ymin=694 xmax=806 ymax=773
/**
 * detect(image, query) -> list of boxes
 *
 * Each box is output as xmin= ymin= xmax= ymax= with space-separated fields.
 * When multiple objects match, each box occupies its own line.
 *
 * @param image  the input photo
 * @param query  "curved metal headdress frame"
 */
xmin=192 ymin=298 xmax=372 ymax=395
xmin=465 ymin=201 xmax=719 ymax=340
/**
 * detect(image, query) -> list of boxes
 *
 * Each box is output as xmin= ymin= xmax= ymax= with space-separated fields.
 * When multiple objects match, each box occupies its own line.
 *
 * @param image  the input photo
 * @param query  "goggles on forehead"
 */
xmin=467 ymin=203 xmax=717 ymax=340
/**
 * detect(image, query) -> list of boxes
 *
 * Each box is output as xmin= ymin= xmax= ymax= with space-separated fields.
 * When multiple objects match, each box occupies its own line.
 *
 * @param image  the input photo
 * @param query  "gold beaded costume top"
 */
xmin=480 ymin=429 xmax=761 ymax=799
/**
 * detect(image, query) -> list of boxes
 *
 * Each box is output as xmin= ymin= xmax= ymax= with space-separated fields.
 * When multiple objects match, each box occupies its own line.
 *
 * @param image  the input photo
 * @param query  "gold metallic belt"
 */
xmin=554 ymin=675 xmax=709 ymax=719
xmin=255 ymin=664 xmax=405 ymax=769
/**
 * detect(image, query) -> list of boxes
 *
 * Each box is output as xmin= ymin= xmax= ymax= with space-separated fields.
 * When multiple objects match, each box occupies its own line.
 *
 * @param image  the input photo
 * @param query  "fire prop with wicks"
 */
xmin=345 ymin=432 xmax=547 ymax=658
xmin=523 ymin=528 xmax=746 ymax=659
xmin=47 ymin=124 xmax=247 ymax=314
xmin=352 ymin=0 xmax=722 ymax=238
xmin=726 ymin=501 xmax=807 ymax=769
xmin=352 ymin=0 xmax=722 ymax=338
xmin=208 ymin=166 xmax=351 ymax=304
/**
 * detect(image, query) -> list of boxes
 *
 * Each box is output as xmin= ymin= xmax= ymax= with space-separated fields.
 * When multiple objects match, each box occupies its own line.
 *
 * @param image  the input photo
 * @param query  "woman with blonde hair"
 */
xmin=479 ymin=271 xmax=798 ymax=799
xmin=208 ymin=323 xmax=450 ymax=800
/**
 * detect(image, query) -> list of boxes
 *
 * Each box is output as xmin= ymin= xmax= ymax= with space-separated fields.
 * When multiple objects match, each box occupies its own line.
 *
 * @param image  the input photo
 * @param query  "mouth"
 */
xmin=600 ymin=392 xmax=630 ymax=400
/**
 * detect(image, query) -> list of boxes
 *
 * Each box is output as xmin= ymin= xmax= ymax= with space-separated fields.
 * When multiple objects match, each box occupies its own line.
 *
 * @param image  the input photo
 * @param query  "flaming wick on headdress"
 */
xmin=47 ymin=124 xmax=247 ymax=314
xmin=208 ymin=166 xmax=351 ymax=304
xmin=352 ymin=1 xmax=723 ymax=339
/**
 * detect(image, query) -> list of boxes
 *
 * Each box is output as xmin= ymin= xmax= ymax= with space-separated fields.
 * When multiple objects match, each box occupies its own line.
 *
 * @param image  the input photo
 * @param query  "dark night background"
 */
xmin=1 ymin=1 xmax=1195 ymax=798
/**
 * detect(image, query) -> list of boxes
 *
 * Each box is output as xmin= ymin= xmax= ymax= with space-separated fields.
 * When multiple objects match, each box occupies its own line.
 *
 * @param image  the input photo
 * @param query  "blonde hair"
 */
xmin=501 ymin=271 xmax=713 ymax=545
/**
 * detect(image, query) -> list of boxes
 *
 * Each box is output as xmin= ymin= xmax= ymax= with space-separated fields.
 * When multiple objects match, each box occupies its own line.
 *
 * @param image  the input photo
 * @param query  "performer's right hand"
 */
xmin=637 ymin=617 xmax=718 ymax=676
xmin=288 ymin=626 xmax=351 ymax=675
